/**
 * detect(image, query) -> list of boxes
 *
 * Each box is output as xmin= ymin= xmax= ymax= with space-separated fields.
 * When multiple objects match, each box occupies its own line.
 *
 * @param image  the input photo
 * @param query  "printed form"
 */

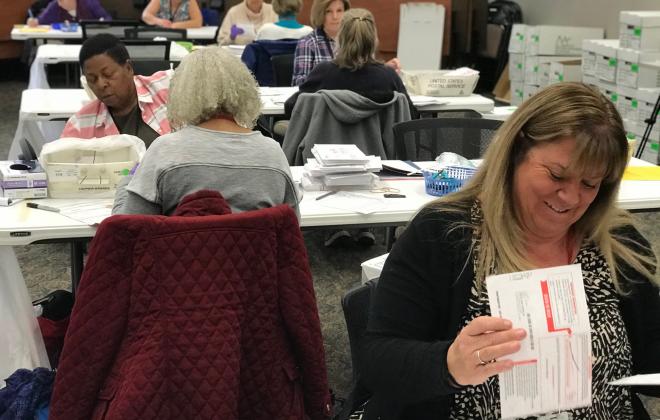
xmin=486 ymin=264 xmax=592 ymax=419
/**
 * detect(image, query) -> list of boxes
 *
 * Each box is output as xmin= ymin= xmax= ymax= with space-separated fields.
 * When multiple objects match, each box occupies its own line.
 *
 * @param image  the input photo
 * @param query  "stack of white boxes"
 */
xmin=508 ymin=24 xmax=604 ymax=106
xmin=582 ymin=11 xmax=660 ymax=164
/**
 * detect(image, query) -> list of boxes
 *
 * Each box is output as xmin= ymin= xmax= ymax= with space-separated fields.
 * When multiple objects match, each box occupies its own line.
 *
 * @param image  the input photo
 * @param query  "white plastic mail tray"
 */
xmin=401 ymin=68 xmax=479 ymax=97
xmin=40 ymin=135 xmax=146 ymax=198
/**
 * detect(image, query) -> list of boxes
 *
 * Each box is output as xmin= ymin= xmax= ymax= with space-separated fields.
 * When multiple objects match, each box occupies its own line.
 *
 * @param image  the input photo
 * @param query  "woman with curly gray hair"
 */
xmin=113 ymin=47 xmax=301 ymax=218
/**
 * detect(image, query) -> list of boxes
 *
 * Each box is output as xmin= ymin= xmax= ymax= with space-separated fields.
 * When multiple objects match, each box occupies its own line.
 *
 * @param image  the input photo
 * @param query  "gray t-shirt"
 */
xmin=112 ymin=126 xmax=302 ymax=218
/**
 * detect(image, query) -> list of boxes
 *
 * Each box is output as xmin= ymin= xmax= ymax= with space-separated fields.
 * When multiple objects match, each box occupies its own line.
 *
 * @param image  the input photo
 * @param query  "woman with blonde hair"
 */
xmin=360 ymin=82 xmax=660 ymax=419
xmin=256 ymin=0 xmax=312 ymax=40
xmin=286 ymin=8 xmax=415 ymax=121
xmin=113 ymin=47 xmax=300 ymax=217
xmin=291 ymin=0 xmax=349 ymax=85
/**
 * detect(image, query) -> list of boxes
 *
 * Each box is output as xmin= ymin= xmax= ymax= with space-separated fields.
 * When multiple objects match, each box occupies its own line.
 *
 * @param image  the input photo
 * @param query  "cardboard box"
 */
xmin=510 ymin=81 xmax=525 ymax=106
xmin=508 ymin=24 xmax=528 ymax=53
xmin=582 ymin=74 xmax=598 ymax=87
xmin=591 ymin=40 xmax=620 ymax=83
xmin=509 ymin=53 xmax=525 ymax=81
xmin=619 ymin=11 xmax=660 ymax=51
xmin=524 ymin=55 xmax=575 ymax=85
xmin=596 ymin=80 xmax=618 ymax=107
xmin=537 ymin=63 xmax=552 ymax=87
xmin=616 ymin=48 xmax=660 ymax=88
xmin=637 ymin=59 xmax=660 ymax=89
xmin=617 ymin=85 xmax=639 ymax=121
xmin=582 ymin=39 xmax=618 ymax=78
xmin=523 ymin=83 xmax=540 ymax=101
xmin=401 ymin=69 xmax=479 ymax=96
xmin=581 ymin=39 xmax=599 ymax=76
xmin=624 ymin=118 xmax=660 ymax=164
xmin=618 ymin=87 xmax=659 ymax=124
xmin=549 ymin=59 xmax=582 ymax=84
xmin=526 ymin=25 xmax=604 ymax=56
xmin=636 ymin=88 xmax=660 ymax=124
xmin=0 ymin=160 xmax=47 ymax=190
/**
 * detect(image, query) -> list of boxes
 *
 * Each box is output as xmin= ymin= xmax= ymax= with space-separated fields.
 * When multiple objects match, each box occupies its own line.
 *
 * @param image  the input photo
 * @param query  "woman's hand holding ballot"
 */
xmin=446 ymin=316 xmax=526 ymax=386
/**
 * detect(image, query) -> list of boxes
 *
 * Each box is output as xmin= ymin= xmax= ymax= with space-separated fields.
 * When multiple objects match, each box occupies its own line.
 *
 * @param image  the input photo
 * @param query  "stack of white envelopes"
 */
xmin=301 ymin=144 xmax=382 ymax=191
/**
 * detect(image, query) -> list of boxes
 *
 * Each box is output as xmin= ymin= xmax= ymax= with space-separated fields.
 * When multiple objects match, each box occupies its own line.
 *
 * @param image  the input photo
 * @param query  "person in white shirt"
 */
xmin=256 ymin=0 xmax=312 ymax=41
xmin=217 ymin=0 xmax=278 ymax=45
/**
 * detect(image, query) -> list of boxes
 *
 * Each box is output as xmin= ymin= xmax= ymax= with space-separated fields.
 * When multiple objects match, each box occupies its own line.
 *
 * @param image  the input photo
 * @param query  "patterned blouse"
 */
xmin=157 ymin=0 xmax=190 ymax=22
xmin=291 ymin=27 xmax=336 ymax=86
xmin=449 ymin=202 xmax=634 ymax=419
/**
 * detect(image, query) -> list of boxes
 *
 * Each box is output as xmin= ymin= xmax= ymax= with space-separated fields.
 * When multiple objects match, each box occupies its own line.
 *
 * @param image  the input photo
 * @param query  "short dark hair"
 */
xmin=79 ymin=34 xmax=130 ymax=68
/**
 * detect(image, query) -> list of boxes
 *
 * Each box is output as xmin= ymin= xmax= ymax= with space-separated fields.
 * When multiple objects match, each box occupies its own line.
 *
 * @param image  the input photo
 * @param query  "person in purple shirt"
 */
xmin=26 ymin=0 xmax=111 ymax=26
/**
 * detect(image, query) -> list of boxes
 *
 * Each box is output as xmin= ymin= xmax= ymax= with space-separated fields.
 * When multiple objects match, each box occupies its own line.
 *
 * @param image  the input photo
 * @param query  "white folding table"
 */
xmin=11 ymin=25 xmax=218 ymax=41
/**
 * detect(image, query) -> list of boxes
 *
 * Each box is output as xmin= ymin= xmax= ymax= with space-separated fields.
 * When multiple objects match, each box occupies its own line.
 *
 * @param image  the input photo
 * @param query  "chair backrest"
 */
xmin=123 ymin=40 xmax=171 ymax=60
xmin=342 ymin=280 xmax=377 ymax=384
xmin=124 ymin=27 xmax=188 ymax=40
xmin=131 ymin=60 xmax=176 ymax=76
xmin=50 ymin=201 xmax=331 ymax=419
xmin=80 ymin=19 xmax=141 ymax=40
xmin=241 ymin=40 xmax=298 ymax=86
xmin=392 ymin=117 xmax=503 ymax=161
xmin=271 ymin=53 xmax=294 ymax=87
xmin=338 ymin=280 xmax=377 ymax=417
xmin=282 ymin=90 xmax=413 ymax=165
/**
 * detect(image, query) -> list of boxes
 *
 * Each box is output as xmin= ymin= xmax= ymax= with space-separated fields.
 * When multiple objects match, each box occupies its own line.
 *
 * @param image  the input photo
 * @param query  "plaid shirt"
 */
xmin=61 ymin=70 xmax=172 ymax=139
xmin=291 ymin=27 xmax=336 ymax=86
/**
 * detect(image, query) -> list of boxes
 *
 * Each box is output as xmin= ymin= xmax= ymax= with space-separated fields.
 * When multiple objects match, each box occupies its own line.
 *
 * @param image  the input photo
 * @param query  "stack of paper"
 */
xmin=301 ymin=144 xmax=382 ymax=190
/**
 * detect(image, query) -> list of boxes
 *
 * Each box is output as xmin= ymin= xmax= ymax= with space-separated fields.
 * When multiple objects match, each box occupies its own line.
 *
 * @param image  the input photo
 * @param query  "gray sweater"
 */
xmin=282 ymin=89 xmax=412 ymax=165
xmin=113 ymin=126 xmax=301 ymax=218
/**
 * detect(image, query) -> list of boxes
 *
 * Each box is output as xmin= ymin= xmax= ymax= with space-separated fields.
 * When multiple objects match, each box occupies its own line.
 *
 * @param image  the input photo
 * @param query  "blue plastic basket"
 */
xmin=422 ymin=166 xmax=477 ymax=196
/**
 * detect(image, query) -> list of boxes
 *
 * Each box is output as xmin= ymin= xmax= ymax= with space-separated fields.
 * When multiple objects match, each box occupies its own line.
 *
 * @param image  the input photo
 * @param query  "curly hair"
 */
xmin=167 ymin=47 xmax=261 ymax=129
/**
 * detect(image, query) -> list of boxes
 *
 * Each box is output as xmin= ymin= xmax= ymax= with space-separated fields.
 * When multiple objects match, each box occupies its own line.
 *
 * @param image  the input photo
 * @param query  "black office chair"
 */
xmin=124 ymin=27 xmax=187 ymax=40
xmin=131 ymin=60 xmax=176 ymax=76
xmin=271 ymin=53 xmax=295 ymax=87
xmin=392 ymin=117 xmax=503 ymax=161
xmin=336 ymin=280 xmax=378 ymax=419
xmin=80 ymin=20 xmax=141 ymax=40
xmin=123 ymin=40 xmax=171 ymax=60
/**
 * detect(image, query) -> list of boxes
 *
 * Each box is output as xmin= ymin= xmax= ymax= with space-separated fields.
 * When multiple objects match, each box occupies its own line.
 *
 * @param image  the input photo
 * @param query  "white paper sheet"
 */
xmin=486 ymin=264 xmax=592 ymax=418
xmin=609 ymin=374 xmax=660 ymax=386
xmin=37 ymin=198 xmax=113 ymax=225
xmin=316 ymin=191 xmax=386 ymax=214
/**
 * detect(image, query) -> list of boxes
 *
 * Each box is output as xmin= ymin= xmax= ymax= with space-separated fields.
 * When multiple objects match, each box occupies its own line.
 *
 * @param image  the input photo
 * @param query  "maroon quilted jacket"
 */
xmin=49 ymin=190 xmax=331 ymax=420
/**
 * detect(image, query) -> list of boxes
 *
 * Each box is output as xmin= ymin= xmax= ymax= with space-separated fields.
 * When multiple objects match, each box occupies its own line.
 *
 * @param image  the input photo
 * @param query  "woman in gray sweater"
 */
xmin=113 ymin=47 xmax=301 ymax=218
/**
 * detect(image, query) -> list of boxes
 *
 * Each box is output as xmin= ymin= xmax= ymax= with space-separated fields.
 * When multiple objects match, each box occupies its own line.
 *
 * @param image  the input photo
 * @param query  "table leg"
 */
xmin=70 ymin=240 xmax=87 ymax=293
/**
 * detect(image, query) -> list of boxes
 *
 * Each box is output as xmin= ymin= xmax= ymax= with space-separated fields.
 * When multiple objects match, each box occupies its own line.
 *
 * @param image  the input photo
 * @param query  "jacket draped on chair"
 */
xmin=49 ymin=190 xmax=331 ymax=420
xmin=282 ymin=90 xmax=412 ymax=165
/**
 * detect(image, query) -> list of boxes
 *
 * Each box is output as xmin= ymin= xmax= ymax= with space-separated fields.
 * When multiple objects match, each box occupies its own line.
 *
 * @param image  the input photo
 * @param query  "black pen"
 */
xmin=315 ymin=191 xmax=338 ymax=201
xmin=26 ymin=202 xmax=60 ymax=213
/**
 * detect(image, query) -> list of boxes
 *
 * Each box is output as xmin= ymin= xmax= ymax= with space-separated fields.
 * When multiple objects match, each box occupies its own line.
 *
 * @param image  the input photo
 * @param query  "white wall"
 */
xmin=514 ymin=0 xmax=660 ymax=38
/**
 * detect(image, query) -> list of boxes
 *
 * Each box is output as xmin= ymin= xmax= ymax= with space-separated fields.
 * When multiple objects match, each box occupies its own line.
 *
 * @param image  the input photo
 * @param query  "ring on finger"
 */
xmin=476 ymin=349 xmax=496 ymax=366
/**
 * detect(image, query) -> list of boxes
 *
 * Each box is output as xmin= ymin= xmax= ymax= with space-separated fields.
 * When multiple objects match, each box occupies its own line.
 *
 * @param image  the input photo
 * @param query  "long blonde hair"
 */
xmin=334 ymin=8 xmax=378 ymax=71
xmin=431 ymin=82 xmax=657 ymax=292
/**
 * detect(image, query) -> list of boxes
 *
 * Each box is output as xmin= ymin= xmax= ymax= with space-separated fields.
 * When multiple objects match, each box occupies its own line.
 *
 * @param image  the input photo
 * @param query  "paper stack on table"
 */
xmin=301 ymin=144 xmax=382 ymax=190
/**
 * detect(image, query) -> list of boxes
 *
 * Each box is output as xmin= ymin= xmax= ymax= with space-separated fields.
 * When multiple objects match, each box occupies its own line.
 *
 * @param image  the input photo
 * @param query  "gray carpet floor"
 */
xmin=1 ymin=62 xmax=658 ymax=417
